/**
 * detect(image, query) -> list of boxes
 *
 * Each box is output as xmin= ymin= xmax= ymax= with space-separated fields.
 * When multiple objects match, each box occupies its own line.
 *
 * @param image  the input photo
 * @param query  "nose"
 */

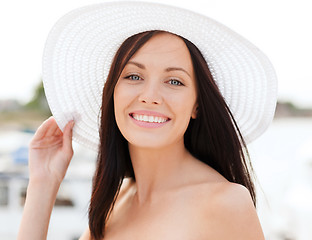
xmin=138 ymin=81 xmax=162 ymax=105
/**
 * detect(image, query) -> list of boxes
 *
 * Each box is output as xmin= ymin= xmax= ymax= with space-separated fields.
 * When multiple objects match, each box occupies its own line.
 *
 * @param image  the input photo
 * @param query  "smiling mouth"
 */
xmin=129 ymin=113 xmax=170 ymax=123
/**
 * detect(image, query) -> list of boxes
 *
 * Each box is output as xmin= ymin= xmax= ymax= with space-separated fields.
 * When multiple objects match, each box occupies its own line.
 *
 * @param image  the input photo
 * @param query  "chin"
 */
xmin=129 ymin=140 xmax=167 ymax=150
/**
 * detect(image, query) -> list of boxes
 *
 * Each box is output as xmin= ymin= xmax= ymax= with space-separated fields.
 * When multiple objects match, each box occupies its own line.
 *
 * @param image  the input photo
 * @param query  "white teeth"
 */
xmin=132 ymin=114 xmax=168 ymax=123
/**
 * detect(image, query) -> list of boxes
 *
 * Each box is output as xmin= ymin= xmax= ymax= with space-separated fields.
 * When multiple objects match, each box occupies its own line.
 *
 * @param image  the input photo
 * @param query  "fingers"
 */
xmin=45 ymin=118 xmax=62 ymax=137
xmin=62 ymin=120 xmax=75 ymax=155
xmin=32 ymin=117 xmax=56 ymax=141
xmin=31 ymin=117 xmax=75 ymax=156
xmin=32 ymin=117 xmax=70 ymax=142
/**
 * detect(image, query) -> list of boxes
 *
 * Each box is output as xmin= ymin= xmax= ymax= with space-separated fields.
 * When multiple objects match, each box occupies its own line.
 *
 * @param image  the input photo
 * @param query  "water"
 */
xmin=1 ymin=118 xmax=312 ymax=239
xmin=0 ymin=129 xmax=96 ymax=240
xmin=249 ymin=118 xmax=312 ymax=240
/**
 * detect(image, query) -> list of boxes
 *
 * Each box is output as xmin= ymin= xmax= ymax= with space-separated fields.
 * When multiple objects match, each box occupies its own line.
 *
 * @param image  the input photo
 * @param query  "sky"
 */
xmin=0 ymin=0 xmax=311 ymax=107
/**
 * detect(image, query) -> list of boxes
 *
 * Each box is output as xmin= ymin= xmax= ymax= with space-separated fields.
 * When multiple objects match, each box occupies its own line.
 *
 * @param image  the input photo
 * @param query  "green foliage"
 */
xmin=24 ymin=81 xmax=51 ymax=117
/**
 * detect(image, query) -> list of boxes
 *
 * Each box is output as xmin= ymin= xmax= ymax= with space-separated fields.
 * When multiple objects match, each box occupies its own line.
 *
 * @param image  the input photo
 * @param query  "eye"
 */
xmin=168 ymin=79 xmax=183 ymax=86
xmin=125 ymin=74 xmax=142 ymax=81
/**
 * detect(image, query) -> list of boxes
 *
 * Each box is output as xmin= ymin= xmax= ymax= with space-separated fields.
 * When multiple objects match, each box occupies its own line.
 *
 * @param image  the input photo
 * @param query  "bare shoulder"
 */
xmin=213 ymin=182 xmax=254 ymax=209
xmin=196 ymin=182 xmax=265 ymax=240
xmin=115 ymin=177 xmax=136 ymax=203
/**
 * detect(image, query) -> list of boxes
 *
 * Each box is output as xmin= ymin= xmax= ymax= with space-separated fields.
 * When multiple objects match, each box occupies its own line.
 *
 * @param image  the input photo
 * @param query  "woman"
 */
xmin=18 ymin=2 xmax=277 ymax=240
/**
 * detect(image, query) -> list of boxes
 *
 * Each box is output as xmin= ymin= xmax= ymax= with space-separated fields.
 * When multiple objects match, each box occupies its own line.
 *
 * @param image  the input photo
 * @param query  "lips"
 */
xmin=129 ymin=110 xmax=171 ymax=128
xmin=130 ymin=113 xmax=169 ymax=123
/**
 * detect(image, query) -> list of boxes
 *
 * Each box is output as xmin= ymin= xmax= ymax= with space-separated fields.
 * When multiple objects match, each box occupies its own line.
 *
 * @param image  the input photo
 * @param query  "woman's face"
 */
xmin=114 ymin=32 xmax=198 ymax=149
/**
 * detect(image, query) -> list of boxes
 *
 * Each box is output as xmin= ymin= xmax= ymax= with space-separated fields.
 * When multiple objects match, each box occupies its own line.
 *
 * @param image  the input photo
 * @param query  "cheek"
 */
xmin=113 ymin=83 xmax=136 ymax=132
xmin=169 ymin=92 xmax=197 ymax=119
xmin=114 ymin=82 xmax=138 ymax=105
xmin=114 ymin=83 xmax=129 ymax=113
xmin=113 ymin=84 xmax=126 ymax=128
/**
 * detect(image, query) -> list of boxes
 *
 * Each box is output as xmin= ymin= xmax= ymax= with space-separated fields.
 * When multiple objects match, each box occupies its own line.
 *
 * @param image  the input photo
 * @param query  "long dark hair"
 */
xmin=89 ymin=30 xmax=256 ymax=239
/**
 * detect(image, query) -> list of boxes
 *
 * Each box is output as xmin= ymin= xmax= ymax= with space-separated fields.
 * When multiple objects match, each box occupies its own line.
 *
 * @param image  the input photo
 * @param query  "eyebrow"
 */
xmin=127 ymin=61 xmax=191 ymax=78
xmin=165 ymin=67 xmax=191 ymax=78
xmin=127 ymin=61 xmax=145 ymax=69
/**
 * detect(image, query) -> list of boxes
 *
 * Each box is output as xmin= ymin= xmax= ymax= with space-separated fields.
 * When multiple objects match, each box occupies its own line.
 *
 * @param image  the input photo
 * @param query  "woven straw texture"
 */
xmin=43 ymin=1 xmax=278 ymax=151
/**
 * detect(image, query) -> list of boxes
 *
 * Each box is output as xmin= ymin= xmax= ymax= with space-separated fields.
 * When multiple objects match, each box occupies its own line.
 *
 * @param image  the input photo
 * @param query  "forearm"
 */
xmin=17 ymin=179 xmax=60 ymax=240
xmin=17 ymin=118 xmax=74 ymax=239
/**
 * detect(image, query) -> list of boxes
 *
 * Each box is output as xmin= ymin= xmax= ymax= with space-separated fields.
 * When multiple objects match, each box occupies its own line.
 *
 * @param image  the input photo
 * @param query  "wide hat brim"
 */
xmin=43 ymin=1 xmax=278 ymax=151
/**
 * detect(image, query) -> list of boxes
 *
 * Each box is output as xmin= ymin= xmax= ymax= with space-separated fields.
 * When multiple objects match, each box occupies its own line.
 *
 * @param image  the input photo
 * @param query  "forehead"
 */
xmin=137 ymin=32 xmax=188 ymax=54
xmin=129 ymin=32 xmax=193 ymax=71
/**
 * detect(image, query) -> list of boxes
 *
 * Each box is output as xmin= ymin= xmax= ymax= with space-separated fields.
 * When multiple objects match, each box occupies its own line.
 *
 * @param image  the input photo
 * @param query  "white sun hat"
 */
xmin=42 ymin=1 xmax=277 ymax=151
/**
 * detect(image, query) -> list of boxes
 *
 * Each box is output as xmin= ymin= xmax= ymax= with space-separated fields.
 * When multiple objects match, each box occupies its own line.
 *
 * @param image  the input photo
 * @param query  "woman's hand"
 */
xmin=28 ymin=116 xmax=75 ymax=185
xmin=18 ymin=117 xmax=75 ymax=240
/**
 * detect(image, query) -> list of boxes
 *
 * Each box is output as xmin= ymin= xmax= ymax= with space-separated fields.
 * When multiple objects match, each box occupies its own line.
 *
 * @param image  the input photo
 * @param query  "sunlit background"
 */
xmin=0 ymin=0 xmax=311 ymax=239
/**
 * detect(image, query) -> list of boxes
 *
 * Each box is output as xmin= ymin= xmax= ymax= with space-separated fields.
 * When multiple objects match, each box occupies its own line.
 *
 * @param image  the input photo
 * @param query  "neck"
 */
xmin=128 ymin=140 xmax=192 ymax=204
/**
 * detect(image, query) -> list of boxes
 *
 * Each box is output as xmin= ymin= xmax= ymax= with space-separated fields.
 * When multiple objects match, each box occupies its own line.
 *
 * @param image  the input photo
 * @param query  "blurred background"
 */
xmin=0 ymin=0 xmax=311 ymax=239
